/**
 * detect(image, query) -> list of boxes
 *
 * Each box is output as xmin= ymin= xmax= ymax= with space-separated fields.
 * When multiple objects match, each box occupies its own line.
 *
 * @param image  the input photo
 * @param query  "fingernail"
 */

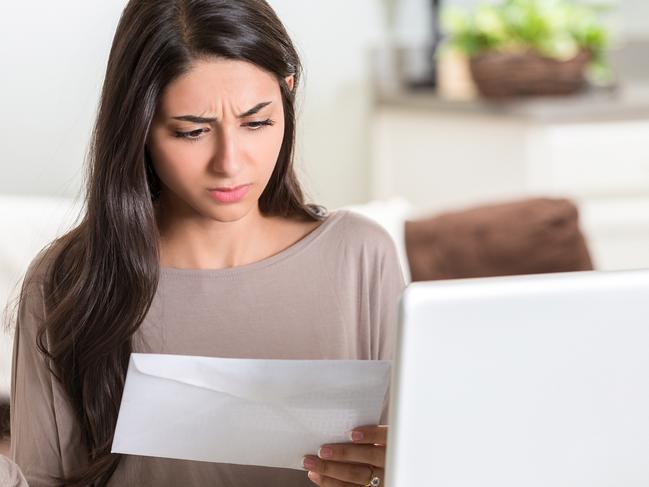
xmin=308 ymin=471 xmax=320 ymax=482
xmin=303 ymin=457 xmax=316 ymax=470
xmin=350 ymin=430 xmax=364 ymax=442
xmin=318 ymin=446 xmax=333 ymax=459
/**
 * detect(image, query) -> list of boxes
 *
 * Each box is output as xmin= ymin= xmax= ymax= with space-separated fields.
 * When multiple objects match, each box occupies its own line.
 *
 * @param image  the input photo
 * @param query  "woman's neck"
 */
xmin=155 ymin=198 xmax=273 ymax=270
xmin=154 ymin=196 xmax=321 ymax=271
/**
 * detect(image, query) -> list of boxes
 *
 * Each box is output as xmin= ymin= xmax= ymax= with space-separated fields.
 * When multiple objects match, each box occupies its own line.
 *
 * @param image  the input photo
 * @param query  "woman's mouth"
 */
xmin=207 ymin=184 xmax=252 ymax=204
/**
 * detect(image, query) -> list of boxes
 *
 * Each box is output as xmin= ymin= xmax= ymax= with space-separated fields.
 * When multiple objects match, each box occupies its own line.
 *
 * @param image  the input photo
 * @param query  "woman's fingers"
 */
xmin=349 ymin=425 xmax=388 ymax=446
xmin=303 ymin=455 xmax=384 ymax=485
xmin=304 ymin=425 xmax=389 ymax=485
xmin=317 ymin=444 xmax=386 ymax=468
xmin=306 ymin=471 xmax=358 ymax=487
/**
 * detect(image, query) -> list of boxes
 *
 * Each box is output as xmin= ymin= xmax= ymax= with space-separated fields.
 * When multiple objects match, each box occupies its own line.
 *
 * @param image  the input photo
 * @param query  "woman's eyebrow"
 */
xmin=171 ymin=101 xmax=272 ymax=123
xmin=238 ymin=101 xmax=272 ymax=118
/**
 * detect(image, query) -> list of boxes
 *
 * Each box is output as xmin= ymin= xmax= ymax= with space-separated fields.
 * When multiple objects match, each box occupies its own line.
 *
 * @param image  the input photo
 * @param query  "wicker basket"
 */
xmin=469 ymin=49 xmax=591 ymax=98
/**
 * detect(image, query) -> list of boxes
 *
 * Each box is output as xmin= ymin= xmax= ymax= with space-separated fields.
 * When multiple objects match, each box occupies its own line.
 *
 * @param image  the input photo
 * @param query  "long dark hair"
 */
xmin=26 ymin=1 xmax=321 ymax=485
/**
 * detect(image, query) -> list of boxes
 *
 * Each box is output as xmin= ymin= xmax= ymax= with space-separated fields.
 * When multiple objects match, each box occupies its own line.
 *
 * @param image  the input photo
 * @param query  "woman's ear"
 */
xmin=285 ymin=75 xmax=294 ymax=92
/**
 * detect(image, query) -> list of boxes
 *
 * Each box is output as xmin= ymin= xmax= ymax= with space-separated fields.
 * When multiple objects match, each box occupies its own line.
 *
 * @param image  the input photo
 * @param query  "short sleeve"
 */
xmin=337 ymin=211 xmax=407 ymax=361
xmin=375 ymin=237 xmax=407 ymax=362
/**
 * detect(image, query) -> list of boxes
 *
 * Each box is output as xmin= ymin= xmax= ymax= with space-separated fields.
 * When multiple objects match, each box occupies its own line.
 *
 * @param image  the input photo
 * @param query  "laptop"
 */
xmin=386 ymin=270 xmax=649 ymax=487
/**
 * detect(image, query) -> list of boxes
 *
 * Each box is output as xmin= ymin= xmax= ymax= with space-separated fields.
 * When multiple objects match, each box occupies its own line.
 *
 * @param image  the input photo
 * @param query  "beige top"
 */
xmin=10 ymin=210 xmax=406 ymax=486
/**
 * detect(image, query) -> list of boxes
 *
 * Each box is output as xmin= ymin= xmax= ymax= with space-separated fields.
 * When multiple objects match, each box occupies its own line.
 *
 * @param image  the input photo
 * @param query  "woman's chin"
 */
xmin=202 ymin=199 xmax=260 ymax=223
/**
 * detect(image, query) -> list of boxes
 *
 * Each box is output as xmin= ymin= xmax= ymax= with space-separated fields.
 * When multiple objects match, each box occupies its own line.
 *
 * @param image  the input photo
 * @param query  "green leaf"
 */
xmin=442 ymin=0 xmax=611 ymax=71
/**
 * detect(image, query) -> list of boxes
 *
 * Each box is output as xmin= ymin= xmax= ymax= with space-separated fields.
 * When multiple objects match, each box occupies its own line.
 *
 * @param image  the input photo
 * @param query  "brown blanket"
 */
xmin=405 ymin=198 xmax=593 ymax=281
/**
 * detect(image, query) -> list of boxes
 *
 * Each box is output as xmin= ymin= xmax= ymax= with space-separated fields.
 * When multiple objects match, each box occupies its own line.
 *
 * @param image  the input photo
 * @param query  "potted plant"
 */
xmin=442 ymin=0 xmax=610 ymax=98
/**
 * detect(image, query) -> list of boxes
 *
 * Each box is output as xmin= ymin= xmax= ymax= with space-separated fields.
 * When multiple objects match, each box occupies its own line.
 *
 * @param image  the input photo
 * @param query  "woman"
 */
xmin=10 ymin=1 xmax=405 ymax=486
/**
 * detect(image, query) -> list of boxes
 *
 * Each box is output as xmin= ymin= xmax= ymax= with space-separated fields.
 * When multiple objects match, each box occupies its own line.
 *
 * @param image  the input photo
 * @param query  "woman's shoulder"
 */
xmin=323 ymin=209 xmax=407 ymax=291
xmin=323 ymin=209 xmax=400 ymax=257
xmin=15 ymin=242 xmax=64 ymax=326
xmin=329 ymin=209 xmax=395 ymax=239
xmin=22 ymin=245 xmax=58 ymax=292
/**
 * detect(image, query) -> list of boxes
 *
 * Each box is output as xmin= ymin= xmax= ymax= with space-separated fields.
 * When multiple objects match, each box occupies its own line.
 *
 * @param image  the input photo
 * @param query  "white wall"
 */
xmin=267 ymin=0 xmax=384 ymax=208
xmin=0 ymin=1 xmax=124 ymax=200
xmin=614 ymin=0 xmax=649 ymax=39
xmin=0 ymin=0 xmax=387 ymax=209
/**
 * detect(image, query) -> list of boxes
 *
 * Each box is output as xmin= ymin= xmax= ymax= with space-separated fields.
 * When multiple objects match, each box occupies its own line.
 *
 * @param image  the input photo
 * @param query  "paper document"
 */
xmin=111 ymin=353 xmax=391 ymax=470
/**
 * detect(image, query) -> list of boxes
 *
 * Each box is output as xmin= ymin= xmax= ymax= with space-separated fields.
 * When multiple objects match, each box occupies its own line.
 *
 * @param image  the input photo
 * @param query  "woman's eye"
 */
xmin=174 ymin=128 xmax=207 ymax=140
xmin=245 ymin=119 xmax=275 ymax=130
xmin=173 ymin=120 xmax=274 ymax=140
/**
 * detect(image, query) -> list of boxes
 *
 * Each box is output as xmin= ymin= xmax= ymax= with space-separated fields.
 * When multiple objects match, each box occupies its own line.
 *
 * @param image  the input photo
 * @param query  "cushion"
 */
xmin=405 ymin=198 xmax=594 ymax=281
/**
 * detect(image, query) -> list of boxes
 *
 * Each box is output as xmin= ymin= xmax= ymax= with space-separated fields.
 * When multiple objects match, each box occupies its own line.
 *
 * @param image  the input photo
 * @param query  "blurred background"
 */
xmin=1 ymin=0 xmax=648 ymax=265
xmin=0 ymin=0 xmax=648 ymax=454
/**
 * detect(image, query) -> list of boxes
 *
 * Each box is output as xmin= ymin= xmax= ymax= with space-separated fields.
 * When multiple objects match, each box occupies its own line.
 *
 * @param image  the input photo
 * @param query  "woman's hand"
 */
xmin=303 ymin=425 xmax=387 ymax=486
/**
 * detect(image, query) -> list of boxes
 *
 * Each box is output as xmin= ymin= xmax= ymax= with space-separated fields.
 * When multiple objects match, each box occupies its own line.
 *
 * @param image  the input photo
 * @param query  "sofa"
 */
xmin=0 ymin=195 xmax=84 ymax=398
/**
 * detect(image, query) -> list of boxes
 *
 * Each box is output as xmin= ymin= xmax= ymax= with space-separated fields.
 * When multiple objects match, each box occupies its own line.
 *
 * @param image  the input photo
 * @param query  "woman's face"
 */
xmin=147 ymin=58 xmax=293 ymax=223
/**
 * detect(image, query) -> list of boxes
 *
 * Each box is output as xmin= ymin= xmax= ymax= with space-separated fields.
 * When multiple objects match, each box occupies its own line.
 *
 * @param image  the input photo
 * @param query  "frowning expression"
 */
xmin=147 ymin=57 xmax=293 ymax=222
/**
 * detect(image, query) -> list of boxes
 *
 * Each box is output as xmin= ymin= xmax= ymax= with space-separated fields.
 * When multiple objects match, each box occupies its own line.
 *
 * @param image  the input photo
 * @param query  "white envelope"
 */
xmin=111 ymin=353 xmax=391 ymax=470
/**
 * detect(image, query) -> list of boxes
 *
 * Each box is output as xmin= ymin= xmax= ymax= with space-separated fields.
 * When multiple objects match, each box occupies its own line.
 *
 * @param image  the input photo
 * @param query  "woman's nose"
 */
xmin=209 ymin=126 xmax=241 ymax=177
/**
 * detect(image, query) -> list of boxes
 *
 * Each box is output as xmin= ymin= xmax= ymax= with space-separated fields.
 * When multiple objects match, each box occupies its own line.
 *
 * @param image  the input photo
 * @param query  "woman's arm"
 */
xmin=374 ymin=232 xmax=407 ymax=361
xmin=10 ymin=257 xmax=85 ymax=486
xmin=304 ymin=228 xmax=407 ymax=486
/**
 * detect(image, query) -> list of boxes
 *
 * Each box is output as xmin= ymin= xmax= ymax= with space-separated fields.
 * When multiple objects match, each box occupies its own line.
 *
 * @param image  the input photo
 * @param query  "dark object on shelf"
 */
xmin=401 ymin=46 xmax=439 ymax=90
xmin=0 ymin=401 xmax=8 ymax=439
xmin=403 ymin=0 xmax=443 ymax=90
xmin=405 ymin=197 xmax=594 ymax=281
xmin=469 ymin=50 xmax=592 ymax=98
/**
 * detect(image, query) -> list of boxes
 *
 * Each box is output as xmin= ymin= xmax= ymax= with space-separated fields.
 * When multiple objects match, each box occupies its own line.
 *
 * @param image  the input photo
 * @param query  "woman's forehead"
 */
xmin=158 ymin=58 xmax=279 ymax=117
